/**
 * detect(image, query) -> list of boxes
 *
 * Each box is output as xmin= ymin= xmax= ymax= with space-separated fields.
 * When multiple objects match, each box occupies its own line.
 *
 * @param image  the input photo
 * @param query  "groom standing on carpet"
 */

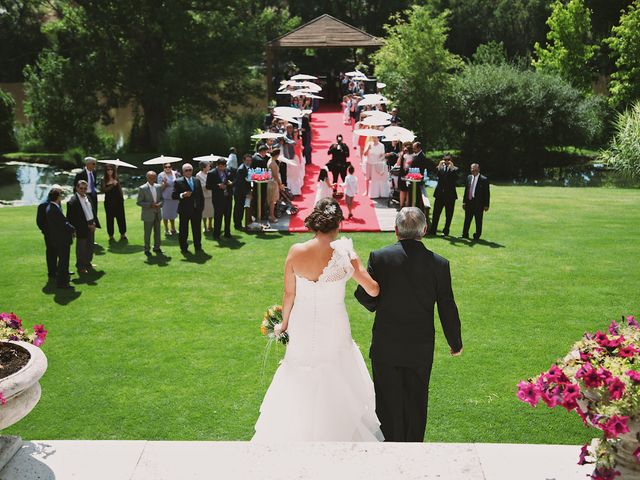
xmin=355 ymin=207 xmax=463 ymax=442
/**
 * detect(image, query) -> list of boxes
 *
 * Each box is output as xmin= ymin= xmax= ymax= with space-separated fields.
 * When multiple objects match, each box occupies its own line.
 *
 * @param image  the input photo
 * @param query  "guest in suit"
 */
xmin=355 ymin=207 xmax=463 ymax=442
xmin=37 ymin=195 xmax=57 ymax=280
xmin=137 ymin=171 xmax=164 ymax=256
xmin=67 ymin=180 xmax=100 ymax=273
xmin=430 ymin=155 xmax=459 ymax=236
xmin=233 ymin=154 xmax=252 ymax=230
xmin=172 ymin=163 xmax=205 ymax=253
xmin=45 ymin=187 xmax=75 ymax=289
xmin=462 ymin=163 xmax=490 ymax=240
xmin=101 ymin=164 xmax=127 ymax=242
xmin=251 ymin=144 xmax=270 ymax=169
xmin=73 ymin=156 xmax=99 ymax=207
xmin=206 ymin=157 xmax=234 ymax=239
xmin=327 ymin=134 xmax=350 ymax=183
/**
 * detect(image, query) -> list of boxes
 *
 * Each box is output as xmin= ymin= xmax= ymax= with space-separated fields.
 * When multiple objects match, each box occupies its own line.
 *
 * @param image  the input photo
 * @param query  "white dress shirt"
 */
xmin=469 ymin=174 xmax=478 ymax=199
xmin=78 ymin=194 xmax=94 ymax=221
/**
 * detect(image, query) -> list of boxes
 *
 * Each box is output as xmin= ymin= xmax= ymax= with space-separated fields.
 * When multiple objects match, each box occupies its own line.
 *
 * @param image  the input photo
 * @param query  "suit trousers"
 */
xmin=371 ymin=359 xmax=433 ymax=442
xmin=43 ymin=234 xmax=58 ymax=277
xmin=213 ymin=197 xmax=232 ymax=236
xmin=179 ymin=212 xmax=202 ymax=250
xmin=431 ymin=197 xmax=455 ymax=235
xmin=233 ymin=193 xmax=247 ymax=229
xmin=75 ymin=230 xmax=95 ymax=269
xmin=54 ymin=243 xmax=71 ymax=286
xmin=462 ymin=203 xmax=484 ymax=239
xmin=105 ymin=201 xmax=126 ymax=237
xmin=143 ymin=215 xmax=161 ymax=251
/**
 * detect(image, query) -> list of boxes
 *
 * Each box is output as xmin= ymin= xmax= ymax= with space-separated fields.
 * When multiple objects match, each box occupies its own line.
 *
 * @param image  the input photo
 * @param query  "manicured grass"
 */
xmin=0 ymin=186 xmax=638 ymax=443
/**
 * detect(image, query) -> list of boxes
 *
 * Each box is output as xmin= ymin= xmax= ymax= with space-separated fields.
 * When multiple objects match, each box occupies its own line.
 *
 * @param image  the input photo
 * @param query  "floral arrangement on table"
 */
xmin=0 ymin=312 xmax=47 ymax=347
xmin=249 ymin=168 xmax=272 ymax=183
xmin=260 ymin=305 xmax=289 ymax=345
xmin=517 ymin=315 xmax=640 ymax=480
xmin=405 ymin=169 xmax=423 ymax=182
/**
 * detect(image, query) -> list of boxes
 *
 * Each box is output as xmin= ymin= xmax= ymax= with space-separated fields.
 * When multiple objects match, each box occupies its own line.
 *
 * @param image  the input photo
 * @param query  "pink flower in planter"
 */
xmin=598 ymin=368 xmax=612 ymax=382
xmin=540 ymin=385 xmax=562 ymax=408
xmin=579 ymin=351 xmax=592 ymax=361
xmin=563 ymin=383 xmax=581 ymax=403
xmin=517 ymin=381 xmax=540 ymax=407
xmin=591 ymin=467 xmax=621 ymax=480
xmin=32 ymin=324 xmax=48 ymax=347
xmin=577 ymin=444 xmax=592 ymax=465
xmin=0 ymin=391 xmax=6 ymax=406
xmin=576 ymin=364 xmax=604 ymax=388
xmin=618 ymin=344 xmax=639 ymax=358
xmin=600 ymin=415 xmax=630 ymax=439
xmin=606 ymin=377 xmax=626 ymax=401
xmin=633 ymin=447 xmax=640 ymax=463
xmin=627 ymin=315 xmax=639 ymax=328
xmin=626 ymin=370 xmax=640 ymax=383
xmin=546 ymin=365 xmax=569 ymax=383
xmin=608 ymin=320 xmax=620 ymax=335
xmin=595 ymin=331 xmax=610 ymax=347
xmin=607 ymin=335 xmax=625 ymax=348
xmin=1 ymin=312 xmax=22 ymax=329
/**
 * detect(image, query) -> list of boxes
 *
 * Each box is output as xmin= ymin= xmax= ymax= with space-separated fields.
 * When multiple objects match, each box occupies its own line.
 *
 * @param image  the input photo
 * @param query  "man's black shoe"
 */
xmin=144 ymin=250 xmax=152 ymax=257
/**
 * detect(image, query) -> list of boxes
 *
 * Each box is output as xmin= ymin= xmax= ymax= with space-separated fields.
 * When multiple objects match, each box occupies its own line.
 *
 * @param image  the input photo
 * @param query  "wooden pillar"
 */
xmin=266 ymin=46 xmax=274 ymax=103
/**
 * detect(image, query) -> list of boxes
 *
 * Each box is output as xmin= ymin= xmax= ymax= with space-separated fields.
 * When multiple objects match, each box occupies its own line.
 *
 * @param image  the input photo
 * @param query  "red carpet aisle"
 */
xmin=288 ymin=106 xmax=381 ymax=232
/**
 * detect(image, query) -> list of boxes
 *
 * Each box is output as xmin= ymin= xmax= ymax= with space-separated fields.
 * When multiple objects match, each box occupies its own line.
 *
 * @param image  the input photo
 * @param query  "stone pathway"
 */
xmin=0 ymin=440 xmax=592 ymax=480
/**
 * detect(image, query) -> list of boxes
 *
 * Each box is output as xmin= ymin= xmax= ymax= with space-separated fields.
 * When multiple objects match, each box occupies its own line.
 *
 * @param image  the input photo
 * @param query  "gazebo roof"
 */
xmin=266 ymin=14 xmax=383 ymax=49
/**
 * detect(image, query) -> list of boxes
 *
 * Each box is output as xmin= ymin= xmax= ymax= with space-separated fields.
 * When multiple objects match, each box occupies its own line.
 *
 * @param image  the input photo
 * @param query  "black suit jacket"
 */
xmin=327 ymin=142 xmax=350 ymax=165
xmin=37 ymin=201 xmax=49 ymax=234
xmin=355 ymin=240 xmax=463 ymax=366
xmin=434 ymin=166 xmax=459 ymax=200
xmin=462 ymin=174 xmax=490 ymax=209
xmin=251 ymin=153 xmax=269 ymax=170
xmin=73 ymin=169 xmax=99 ymax=202
xmin=46 ymin=203 xmax=75 ymax=246
xmin=233 ymin=164 xmax=252 ymax=196
xmin=172 ymin=176 xmax=205 ymax=216
xmin=66 ymin=193 xmax=99 ymax=238
xmin=206 ymin=168 xmax=233 ymax=204
xmin=411 ymin=151 xmax=434 ymax=177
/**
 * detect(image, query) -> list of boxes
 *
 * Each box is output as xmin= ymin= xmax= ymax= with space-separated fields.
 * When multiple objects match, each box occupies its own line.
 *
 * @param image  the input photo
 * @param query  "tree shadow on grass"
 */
xmin=145 ymin=253 xmax=172 ymax=267
xmin=42 ymin=281 xmax=82 ymax=305
xmin=72 ymin=269 xmax=106 ymax=286
xmin=180 ymin=250 xmax=212 ymax=264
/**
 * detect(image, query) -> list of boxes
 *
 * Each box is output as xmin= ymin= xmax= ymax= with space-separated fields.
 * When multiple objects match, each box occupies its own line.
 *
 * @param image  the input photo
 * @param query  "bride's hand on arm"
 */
xmin=281 ymin=247 xmax=297 ymax=332
xmin=351 ymin=256 xmax=379 ymax=297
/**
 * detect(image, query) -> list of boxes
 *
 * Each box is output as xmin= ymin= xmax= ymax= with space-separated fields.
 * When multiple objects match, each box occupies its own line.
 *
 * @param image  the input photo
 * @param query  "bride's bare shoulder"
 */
xmin=287 ymin=240 xmax=314 ymax=258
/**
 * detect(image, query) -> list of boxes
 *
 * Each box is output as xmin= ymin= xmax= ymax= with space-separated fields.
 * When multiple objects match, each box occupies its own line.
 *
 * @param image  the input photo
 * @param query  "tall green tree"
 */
xmin=606 ymin=0 xmax=640 ymax=108
xmin=0 ymin=88 xmax=18 ymax=152
xmin=41 ymin=0 xmax=296 ymax=149
xmin=372 ymin=4 xmax=463 ymax=145
xmin=533 ymin=0 xmax=598 ymax=92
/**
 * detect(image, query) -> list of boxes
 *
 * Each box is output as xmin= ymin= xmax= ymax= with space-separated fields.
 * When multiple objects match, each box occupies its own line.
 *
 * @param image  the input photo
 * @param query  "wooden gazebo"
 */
xmin=265 ymin=14 xmax=384 ymax=99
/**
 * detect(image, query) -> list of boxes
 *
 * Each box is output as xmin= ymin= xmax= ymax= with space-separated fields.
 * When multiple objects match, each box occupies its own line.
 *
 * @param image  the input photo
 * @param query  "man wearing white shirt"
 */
xmin=67 ymin=180 xmax=100 ymax=273
xmin=137 ymin=171 xmax=164 ymax=256
xmin=462 ymin=163 xmax=490 ymax=240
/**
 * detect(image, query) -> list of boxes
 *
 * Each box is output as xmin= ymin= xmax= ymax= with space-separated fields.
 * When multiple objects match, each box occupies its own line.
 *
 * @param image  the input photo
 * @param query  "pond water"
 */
xmin=0 ymin=162 xmax=145 ymax=206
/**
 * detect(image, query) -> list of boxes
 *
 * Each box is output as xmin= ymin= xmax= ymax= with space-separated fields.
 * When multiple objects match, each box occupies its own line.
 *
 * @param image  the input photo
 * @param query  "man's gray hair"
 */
xmin=396 ymin=207 xmax=427 ymax=240
xmin=84 ymin=156 xmax=97 ymax=165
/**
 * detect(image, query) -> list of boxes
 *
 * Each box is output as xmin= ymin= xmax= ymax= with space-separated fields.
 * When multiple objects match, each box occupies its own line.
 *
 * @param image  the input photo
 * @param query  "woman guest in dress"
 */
xmin=267 ymin=148 xmax=285 ymax=223
xmin=196 ymin=160 xmax=214 ymax=232
xmin=315 ymin=167 xmax=334 ymax=205
xmin=101 ymin=164 xmax=127 ymax=242
xmin=364 ymin=136 xmax=389 ymax=199
xmin=158 ymin=162 xmax=179 ymax=236
xmin=396 ymin=143 xmax=414 ymax=208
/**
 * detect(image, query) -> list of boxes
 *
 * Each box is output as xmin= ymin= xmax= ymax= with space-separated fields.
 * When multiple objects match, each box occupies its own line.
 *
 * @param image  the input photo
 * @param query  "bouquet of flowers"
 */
xmin=405 ymin=169 xmax=423 ymax=182
xmin=0 ymin=312 xmax=47 ymax=347
xmin=260 ymin=305 xmax=289 ymax=345
xmin=517 ymin=315 xmax=640 ymax=479
xmin=250 ymin=168 xmax=272 ymax=182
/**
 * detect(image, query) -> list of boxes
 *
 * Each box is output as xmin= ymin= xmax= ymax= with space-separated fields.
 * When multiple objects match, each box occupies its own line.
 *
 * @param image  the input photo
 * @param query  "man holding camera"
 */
xmin=327 ymin=134 xmax=351 ymax=184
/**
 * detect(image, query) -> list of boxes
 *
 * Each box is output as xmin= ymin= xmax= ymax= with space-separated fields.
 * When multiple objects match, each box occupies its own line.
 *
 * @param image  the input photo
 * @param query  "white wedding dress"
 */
xmin=252 ymin=238 xmax=384 ymax=442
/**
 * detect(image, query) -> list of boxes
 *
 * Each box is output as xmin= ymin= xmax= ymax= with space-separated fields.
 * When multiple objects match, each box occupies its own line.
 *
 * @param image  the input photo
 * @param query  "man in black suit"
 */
xmin=462 ymin=163 xmax=490 ymax=240
xmin=42 ymin=187 xmax=75 ymax=288
xmin=251 ymin=144 xmax=269 ymax=169
xmin=73 ymin=156 xmax=99 ymax=207
xmin=37 ymin=195 xmax=57 ymax=280
xmin=301 ymin=114 xmax=312 ymax=165
xmin=206 ymin=157 xmax=234 ymax=239
xmin=233 ymin=154 xmax=253 ymax=230
xmin=355 ymin=207 xmax=463 ymax=442
xmin=172 ymin=163 xmax=205 ymax=253
xmin=327 ymin=134 xmax=350 ymax=183
xmin=430 ymin=155 xmax=459 ymax=236
xmin=67 ymin=180 xmax=100 ymax=273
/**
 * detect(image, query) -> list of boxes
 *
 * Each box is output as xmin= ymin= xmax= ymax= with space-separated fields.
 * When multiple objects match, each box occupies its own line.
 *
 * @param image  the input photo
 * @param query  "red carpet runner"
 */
xmin=288 ymin=106 xmax=381 ymax=232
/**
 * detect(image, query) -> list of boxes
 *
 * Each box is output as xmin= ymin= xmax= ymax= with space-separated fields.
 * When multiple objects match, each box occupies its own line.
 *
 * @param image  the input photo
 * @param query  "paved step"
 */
xmin=0 ymin=440 xmax=592 ymax=480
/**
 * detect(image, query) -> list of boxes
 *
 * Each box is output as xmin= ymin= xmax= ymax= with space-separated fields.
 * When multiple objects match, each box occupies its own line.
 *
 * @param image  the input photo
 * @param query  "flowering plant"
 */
xmin=260 ymin=305 xmax=288 ymax=345
xmin=0 ymin=312 xmax=47 ymax=347
xmin=517 ymin=315 xmax=640 ymax=479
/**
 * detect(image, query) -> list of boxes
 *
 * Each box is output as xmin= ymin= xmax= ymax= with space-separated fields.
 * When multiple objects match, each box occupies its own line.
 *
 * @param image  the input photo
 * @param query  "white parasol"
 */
xmin=361 ymin=116 xmax=391 ymax=126
xmin=353 ymin=128 xmax=385 ymax=137
xmin=290 ymin=74 xmax=318 ymax=81
xmin=358 ymin=96 xmax=390 ymax=107
xmin=274 ymin=115 xmax=301 ymax=125
xmin=382 ymin=126 xmax=416 ymax=143
xmin=193 ymin=154 xmax=227 ymax=163
xmin=97 ymin=159 xmax=137 ymax=169
xmin=360 ymin=110 xmax=393 ymax=120
xmin=143 ymin=155 xmax=182 ymax=165
xmin=377 ymin=82 xmax=387 ymax=89
xmin=251 ymin=132 xmax=285 ymax=139
xmin=299 ymin=81 xmax=322 ymax=92
xmin=273 ymin=106 xmax=304 ymax=118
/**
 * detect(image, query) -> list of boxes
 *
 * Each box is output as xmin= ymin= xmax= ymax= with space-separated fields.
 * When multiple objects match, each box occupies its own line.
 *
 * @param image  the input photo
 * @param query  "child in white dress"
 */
xmin=343 ymin=165 xmax=358 ymax=219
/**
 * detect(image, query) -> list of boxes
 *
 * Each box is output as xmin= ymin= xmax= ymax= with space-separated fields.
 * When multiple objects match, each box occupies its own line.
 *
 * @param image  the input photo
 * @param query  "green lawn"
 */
xmin=0 ymin=186 xmax=638 ymax=443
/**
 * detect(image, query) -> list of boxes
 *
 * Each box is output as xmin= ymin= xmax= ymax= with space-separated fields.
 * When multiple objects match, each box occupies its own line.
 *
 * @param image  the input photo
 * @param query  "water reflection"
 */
xmin=0 ymin=162 xmax=143 ymax=206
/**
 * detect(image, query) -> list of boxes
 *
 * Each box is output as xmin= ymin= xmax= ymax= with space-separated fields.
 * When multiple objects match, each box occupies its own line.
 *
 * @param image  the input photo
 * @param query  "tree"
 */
xmin=533 ymin=0 xmax=598 ymax=92
xmin=600 ymin=101 xmax=640 ymax=179
xmin=606 ymin=1 xmax=640 ymax=108
xmin=372 ymin=4 xmax=463 ymax=145
xmin=0 ymin=88 xmax=18 ymax=153
xmin=42 ymin=0 xmax=296 ymax=149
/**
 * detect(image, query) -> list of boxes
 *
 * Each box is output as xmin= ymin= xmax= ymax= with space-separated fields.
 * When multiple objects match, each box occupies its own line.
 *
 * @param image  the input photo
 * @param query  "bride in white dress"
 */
xmin=253 ymin=198 xmax=384 ymax=442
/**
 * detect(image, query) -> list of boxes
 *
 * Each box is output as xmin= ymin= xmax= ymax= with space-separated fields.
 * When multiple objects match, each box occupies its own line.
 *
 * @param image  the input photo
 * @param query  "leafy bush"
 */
xmin=606 ymin=1 xmax=640 ymax=109
xmin=15 ymin=124 xmax=44 ymax=153
xmin=448 ymin=63 xmax=608 ymax=176
xmin=600 ymin=101 xmax=640 ymax=180
xmin=62 ymin=147 xmax=86 ymax=169
xmin=0 ymin=88 xmax=18 ymax=153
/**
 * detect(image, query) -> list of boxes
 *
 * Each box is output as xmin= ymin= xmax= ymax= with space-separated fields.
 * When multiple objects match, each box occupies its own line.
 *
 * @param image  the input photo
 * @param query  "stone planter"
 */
xmin=0 ymin=341 xmax=47 ymax=430
xmin=614 ymin=418 xmax=640 ymax=478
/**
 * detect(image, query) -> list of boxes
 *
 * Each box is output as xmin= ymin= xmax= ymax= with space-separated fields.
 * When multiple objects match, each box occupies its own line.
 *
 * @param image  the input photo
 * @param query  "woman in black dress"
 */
xmin=101 ymin=164 xmax=127 ymax=241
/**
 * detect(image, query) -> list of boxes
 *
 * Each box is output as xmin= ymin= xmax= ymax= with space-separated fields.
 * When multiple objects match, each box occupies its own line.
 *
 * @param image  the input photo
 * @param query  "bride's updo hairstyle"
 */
xmin=305 ymin=197 xmax=344 ymax=233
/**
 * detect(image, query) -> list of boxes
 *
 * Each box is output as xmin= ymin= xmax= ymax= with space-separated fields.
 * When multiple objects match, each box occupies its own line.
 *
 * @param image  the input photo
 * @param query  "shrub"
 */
xmin=0 ymin=88 xmax=18 ymax=153
xmin=62 ymin=147 xmax=86 ymax=169
xmin=600 ymin=101 xmax=640 ymax=180
xmin=448 ymin=63 xmax=608 ymax=176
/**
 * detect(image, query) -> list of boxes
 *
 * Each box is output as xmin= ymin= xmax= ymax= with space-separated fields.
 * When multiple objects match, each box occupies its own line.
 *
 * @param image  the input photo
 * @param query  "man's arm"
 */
xmin=137 ymin=187 xmax=151 ymax=208
xmin=436 ymin=259 xmax=463 ymax=353
xmin=354 ymin=251 xmax=379 ymax=312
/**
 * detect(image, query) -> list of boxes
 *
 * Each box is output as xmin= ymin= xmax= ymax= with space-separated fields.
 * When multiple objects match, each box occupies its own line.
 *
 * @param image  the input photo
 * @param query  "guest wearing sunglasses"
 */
xmin=101 ymin=164 xmax=127 ymax=242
